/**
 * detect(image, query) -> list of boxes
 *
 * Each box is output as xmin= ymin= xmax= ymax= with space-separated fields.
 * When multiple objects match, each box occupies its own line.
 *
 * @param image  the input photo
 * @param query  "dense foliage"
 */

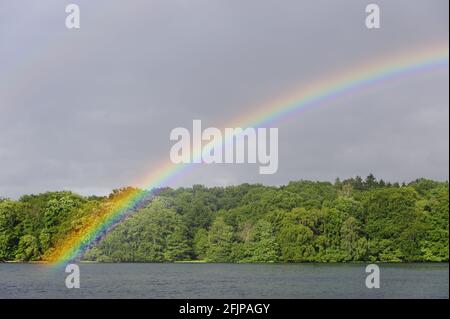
xmin=1 ymin=176 xmax=448 ymax=263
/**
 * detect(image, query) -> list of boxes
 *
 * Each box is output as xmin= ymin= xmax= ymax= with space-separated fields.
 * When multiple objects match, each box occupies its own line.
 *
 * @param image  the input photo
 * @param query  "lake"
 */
xmin=0 ymin=263 xmax=448 ymax=299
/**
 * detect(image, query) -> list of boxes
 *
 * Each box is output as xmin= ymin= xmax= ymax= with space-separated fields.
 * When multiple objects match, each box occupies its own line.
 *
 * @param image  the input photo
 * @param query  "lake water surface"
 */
xmin=0 ymin=263 xmax=448 ymax=299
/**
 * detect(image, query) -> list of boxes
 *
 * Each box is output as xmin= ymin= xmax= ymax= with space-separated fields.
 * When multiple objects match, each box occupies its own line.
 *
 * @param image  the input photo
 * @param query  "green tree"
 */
xmin=0 ymin=200 xmax=22 ymax=260
xmin=206 ymin=217 xmax=234 ymax=262
xmin=193 ymin=228 xmax=209 ymax=260
xmin=15 ymin=235 xmax=39 ymax=261
xmin=241 ymin=220 xmax=279 ymax=262
xmin=340 ymin=217 xmax=367 ymax=261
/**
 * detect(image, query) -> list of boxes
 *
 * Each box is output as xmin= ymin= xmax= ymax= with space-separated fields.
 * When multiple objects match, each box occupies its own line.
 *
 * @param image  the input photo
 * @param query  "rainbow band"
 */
xmin=48 ymin=44 xmax=449 ymax=265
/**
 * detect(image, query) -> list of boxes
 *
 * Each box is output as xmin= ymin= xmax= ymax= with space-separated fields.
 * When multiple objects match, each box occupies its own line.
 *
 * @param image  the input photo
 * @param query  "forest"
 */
xmin=0 ymin=175 xmax=448 ymax=263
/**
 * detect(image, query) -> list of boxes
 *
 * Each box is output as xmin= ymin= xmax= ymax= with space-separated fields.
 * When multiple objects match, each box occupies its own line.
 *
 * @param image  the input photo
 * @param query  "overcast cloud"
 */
xmin=0 ymin=0 xmax=448 ymax=198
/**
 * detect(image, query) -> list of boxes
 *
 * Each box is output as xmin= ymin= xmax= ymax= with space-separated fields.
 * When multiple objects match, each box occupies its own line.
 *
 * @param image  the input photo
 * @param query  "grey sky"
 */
xmin=0 ymin=0 xmax=448 ymax=198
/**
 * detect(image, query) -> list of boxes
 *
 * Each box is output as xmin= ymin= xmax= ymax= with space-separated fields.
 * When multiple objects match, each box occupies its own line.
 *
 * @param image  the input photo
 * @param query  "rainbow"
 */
xmin=46 ymin=44 xmax=449 ymax=265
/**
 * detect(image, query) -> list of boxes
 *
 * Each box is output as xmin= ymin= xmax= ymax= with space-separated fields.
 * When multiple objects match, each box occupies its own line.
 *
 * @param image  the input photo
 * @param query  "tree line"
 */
xmin=0 ymin=175 xmax=448 ymax=263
